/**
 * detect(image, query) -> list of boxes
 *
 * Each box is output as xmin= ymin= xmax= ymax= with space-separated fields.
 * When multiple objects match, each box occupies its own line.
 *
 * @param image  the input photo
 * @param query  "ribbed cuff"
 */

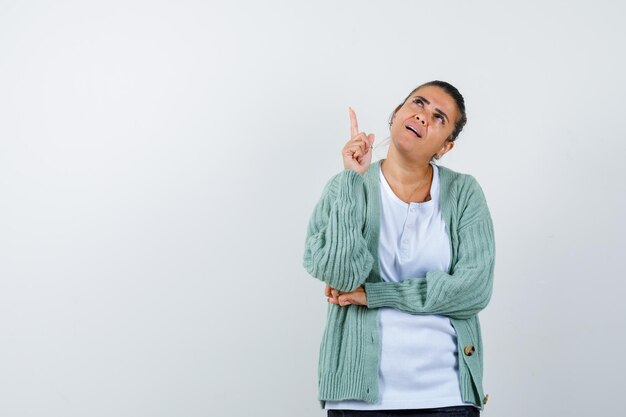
xmin=364 ymin=281 xmax=401 ymax=309
xmin=338 ymin=168 xmax=366 ymax=186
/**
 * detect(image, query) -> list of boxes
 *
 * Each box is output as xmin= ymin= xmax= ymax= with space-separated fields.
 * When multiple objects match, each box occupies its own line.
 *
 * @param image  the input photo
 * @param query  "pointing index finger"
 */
xmin=349 ymin=106 xmax=359 ymax=138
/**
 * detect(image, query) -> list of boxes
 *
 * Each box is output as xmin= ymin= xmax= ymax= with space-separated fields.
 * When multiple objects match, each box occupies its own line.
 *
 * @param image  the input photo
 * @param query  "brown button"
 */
xmin=483 ymin=394 xmax=489 ymax=405
xmin=463 ymin=344 xmax=475 ymax=356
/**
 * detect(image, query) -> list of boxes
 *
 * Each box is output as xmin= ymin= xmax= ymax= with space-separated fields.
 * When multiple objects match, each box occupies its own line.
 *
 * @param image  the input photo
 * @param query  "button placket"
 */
xmin=400 ymin=206 xmax=416 ymax=260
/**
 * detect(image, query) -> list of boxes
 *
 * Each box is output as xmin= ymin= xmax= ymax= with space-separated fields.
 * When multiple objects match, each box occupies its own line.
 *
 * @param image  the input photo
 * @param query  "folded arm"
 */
xmin=364 ymin=178 xmax=496 ymax=320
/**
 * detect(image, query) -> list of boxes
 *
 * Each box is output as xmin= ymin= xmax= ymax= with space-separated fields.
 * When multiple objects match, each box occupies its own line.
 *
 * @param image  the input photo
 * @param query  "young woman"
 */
xmin=303 ymin=81 xmax=496 ymax=417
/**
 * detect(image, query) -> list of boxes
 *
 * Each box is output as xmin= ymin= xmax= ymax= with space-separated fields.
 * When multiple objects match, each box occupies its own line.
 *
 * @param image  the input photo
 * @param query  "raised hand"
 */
xmin=342 ymin=107 xmax=375 ymax=175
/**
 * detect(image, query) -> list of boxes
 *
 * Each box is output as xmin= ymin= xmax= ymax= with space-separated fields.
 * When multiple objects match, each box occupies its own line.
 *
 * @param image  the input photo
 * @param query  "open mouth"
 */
xmin=406 ymin=126 xmax=421 ymax=138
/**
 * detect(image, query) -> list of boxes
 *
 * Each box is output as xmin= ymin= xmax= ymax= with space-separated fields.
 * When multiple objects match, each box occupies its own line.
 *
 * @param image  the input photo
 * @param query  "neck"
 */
xmin=382 ymin=145 xmax=433 ymax=187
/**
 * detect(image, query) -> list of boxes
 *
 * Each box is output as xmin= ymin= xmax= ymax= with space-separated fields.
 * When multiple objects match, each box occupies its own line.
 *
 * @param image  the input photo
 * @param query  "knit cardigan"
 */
xmin=302 ymin=159 xmax=496 ymax=410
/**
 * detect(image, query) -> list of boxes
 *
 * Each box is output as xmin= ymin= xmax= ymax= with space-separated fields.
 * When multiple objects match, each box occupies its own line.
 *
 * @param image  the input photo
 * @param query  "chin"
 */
xmin=392 ymin=135 xmax=418 ymax=153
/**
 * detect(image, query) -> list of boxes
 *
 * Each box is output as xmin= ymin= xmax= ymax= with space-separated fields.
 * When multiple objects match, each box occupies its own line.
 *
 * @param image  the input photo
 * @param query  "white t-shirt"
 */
xmin=325 ymin=162 xmax=475 ymax=410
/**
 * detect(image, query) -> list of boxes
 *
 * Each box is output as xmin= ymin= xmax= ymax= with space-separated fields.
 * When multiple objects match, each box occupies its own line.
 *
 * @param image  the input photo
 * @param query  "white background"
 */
xmin=1 ymin=1 xmax=625 ymax=416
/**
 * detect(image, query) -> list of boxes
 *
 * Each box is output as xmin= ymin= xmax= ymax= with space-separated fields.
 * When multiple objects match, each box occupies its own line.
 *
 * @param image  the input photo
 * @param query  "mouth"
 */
xmin=406 ymin=125 xmax=422 ymax=138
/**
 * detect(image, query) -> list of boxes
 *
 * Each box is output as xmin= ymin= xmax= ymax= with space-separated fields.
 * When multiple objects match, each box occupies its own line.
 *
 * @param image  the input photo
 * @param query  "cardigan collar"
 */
xmin=362 ymin=159 xmax=459 ymax=282
xmin=364 ymin=158 xmax=457 ymax=215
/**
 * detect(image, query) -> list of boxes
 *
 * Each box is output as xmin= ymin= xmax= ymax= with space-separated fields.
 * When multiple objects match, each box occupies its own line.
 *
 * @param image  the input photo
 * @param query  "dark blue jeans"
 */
xmin=327 ymin=405 xmax=480 ymax=417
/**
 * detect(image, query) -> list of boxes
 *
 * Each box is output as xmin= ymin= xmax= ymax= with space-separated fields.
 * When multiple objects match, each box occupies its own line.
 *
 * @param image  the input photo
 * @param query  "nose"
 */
xmin=415 ymin=113 xmax=426 ymax=125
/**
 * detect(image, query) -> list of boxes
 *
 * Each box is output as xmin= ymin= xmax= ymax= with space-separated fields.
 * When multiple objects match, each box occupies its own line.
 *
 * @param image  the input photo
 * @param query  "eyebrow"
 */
xmin=414 ymin=95 xmax=450 ymax=124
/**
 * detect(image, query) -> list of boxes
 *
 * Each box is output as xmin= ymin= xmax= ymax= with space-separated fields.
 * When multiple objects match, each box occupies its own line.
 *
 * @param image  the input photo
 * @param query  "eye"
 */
xmin=412 ymin=98 xmax=423 ymax=106
xmin=435 ymin=114 xmax=445 ymax=124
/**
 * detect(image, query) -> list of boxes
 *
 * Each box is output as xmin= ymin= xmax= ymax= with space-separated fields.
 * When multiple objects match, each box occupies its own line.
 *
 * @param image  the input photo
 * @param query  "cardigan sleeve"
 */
xmin=363 ymin=177 xmax=496 ymax=320
xmin=302 ymin=168 xmax=374 ymax=293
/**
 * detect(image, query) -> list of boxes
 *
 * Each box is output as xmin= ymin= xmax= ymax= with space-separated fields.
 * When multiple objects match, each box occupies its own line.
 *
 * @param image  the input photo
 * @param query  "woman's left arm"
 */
xmin=360 ymin=177 xmax=496 ymax=320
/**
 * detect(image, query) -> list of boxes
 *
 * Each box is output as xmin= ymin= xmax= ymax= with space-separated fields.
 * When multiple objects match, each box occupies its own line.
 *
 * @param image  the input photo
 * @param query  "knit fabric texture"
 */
xmin=302 ymin=159 xmax=496 ymax=410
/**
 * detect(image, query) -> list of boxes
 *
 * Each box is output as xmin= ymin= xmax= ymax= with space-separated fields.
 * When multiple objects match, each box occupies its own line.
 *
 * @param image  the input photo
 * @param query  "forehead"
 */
xmin=408 ymin=85 xmax=458 ymax=118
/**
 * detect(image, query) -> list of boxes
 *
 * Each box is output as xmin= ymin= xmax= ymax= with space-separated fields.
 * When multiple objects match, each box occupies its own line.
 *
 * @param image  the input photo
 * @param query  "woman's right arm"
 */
xmin=302 ymin=168 xmax=374 ymax=293
xmin=303 ymin=107 xmax=375 ymax=293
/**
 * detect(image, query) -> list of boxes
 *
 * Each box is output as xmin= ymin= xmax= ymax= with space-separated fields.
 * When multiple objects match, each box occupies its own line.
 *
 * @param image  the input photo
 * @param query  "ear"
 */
xmin=439 ymin=140 xmax=455 ymax=157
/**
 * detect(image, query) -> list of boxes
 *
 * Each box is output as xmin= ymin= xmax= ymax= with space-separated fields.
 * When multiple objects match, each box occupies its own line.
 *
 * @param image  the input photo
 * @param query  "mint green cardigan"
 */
xmin=302 ymin=159 xmax=496 ymax=410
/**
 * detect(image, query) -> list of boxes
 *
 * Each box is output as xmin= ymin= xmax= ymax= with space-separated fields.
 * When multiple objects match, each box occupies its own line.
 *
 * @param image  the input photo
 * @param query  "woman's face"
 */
xmin=390 ymin=85 xmax=459 ymax=161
